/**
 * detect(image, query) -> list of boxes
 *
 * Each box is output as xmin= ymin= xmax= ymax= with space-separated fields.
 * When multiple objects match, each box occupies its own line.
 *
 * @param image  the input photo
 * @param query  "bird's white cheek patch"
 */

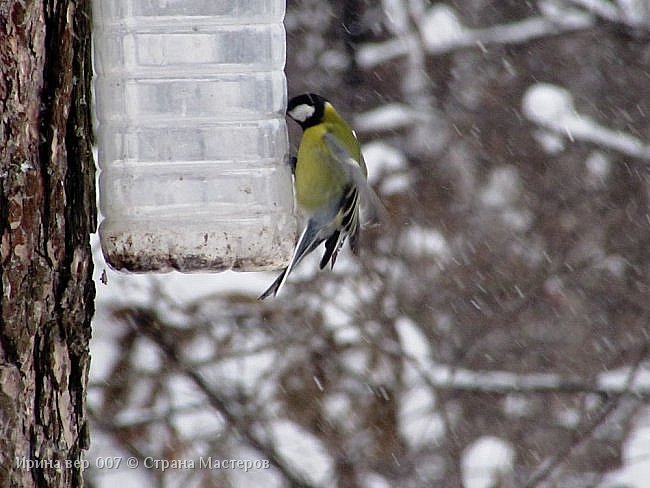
xmin=288 ymin=104 xmax=315 ymax=122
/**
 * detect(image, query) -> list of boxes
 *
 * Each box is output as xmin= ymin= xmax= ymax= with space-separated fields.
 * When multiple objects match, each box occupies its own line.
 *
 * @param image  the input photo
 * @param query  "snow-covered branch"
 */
xmin=358 ymin=5 xmax=593 ymax=68
xmin=417 ymin=363 xmax=650 ymax=397
xmin=567 ymin=0 xmax=650 ymax=27
xmin=523 ymin=83 xmax=650 ymax=159
xmin=395 ymin=319 xmax=650 ymax=398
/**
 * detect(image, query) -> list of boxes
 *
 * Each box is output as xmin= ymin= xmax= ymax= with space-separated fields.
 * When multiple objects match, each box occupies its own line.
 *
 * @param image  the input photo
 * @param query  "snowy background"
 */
xmin=87 ymin=1 xmax=650 ymax=487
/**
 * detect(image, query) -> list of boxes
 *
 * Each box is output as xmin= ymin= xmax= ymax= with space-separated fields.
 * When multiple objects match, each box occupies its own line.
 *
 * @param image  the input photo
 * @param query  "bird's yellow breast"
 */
xmin=294 ymin=104 xmax=364 ymax=212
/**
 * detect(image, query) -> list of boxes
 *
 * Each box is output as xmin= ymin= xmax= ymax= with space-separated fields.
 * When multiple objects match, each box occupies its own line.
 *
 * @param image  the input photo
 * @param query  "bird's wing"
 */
xmin=322 ymin=132 xmax=387 ymax=223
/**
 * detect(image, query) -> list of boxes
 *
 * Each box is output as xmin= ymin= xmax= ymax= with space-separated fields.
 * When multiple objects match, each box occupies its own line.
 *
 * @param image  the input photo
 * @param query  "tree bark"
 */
xmin=0 ymin=1 xmax=95 ymax=486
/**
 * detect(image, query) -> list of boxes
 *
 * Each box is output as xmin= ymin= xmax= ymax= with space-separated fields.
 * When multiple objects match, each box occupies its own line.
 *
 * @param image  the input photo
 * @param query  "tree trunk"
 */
xmin=0 ymin=1 xmax=95 ymax=486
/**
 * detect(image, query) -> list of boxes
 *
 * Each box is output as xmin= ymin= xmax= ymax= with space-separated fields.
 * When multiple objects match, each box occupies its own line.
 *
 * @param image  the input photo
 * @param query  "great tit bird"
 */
xmin=258 ymin=93 xmax=383 ymax=299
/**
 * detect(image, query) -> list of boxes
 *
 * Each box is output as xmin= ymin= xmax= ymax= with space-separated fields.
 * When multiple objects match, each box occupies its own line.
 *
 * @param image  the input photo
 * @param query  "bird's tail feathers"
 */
xmin=257 ymin=268 xmax=287 ymax=300
xmin=258 ymin=217 xmax=325 ymax=299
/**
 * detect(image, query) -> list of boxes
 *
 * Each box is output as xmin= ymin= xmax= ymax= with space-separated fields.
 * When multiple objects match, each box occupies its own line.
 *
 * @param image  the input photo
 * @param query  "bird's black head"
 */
xmin=287 ymin=93 xmax=328 ymax=130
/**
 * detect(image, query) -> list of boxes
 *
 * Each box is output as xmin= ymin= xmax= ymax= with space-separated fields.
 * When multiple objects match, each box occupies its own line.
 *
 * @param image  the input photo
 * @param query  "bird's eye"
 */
xmin=288 ymin=104 xmax=315 ymax=122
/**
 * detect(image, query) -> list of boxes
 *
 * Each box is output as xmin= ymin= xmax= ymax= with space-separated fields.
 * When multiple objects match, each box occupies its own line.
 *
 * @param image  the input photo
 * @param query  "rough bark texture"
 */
xmin=0 ymin=1 xmax=95 ymax=486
